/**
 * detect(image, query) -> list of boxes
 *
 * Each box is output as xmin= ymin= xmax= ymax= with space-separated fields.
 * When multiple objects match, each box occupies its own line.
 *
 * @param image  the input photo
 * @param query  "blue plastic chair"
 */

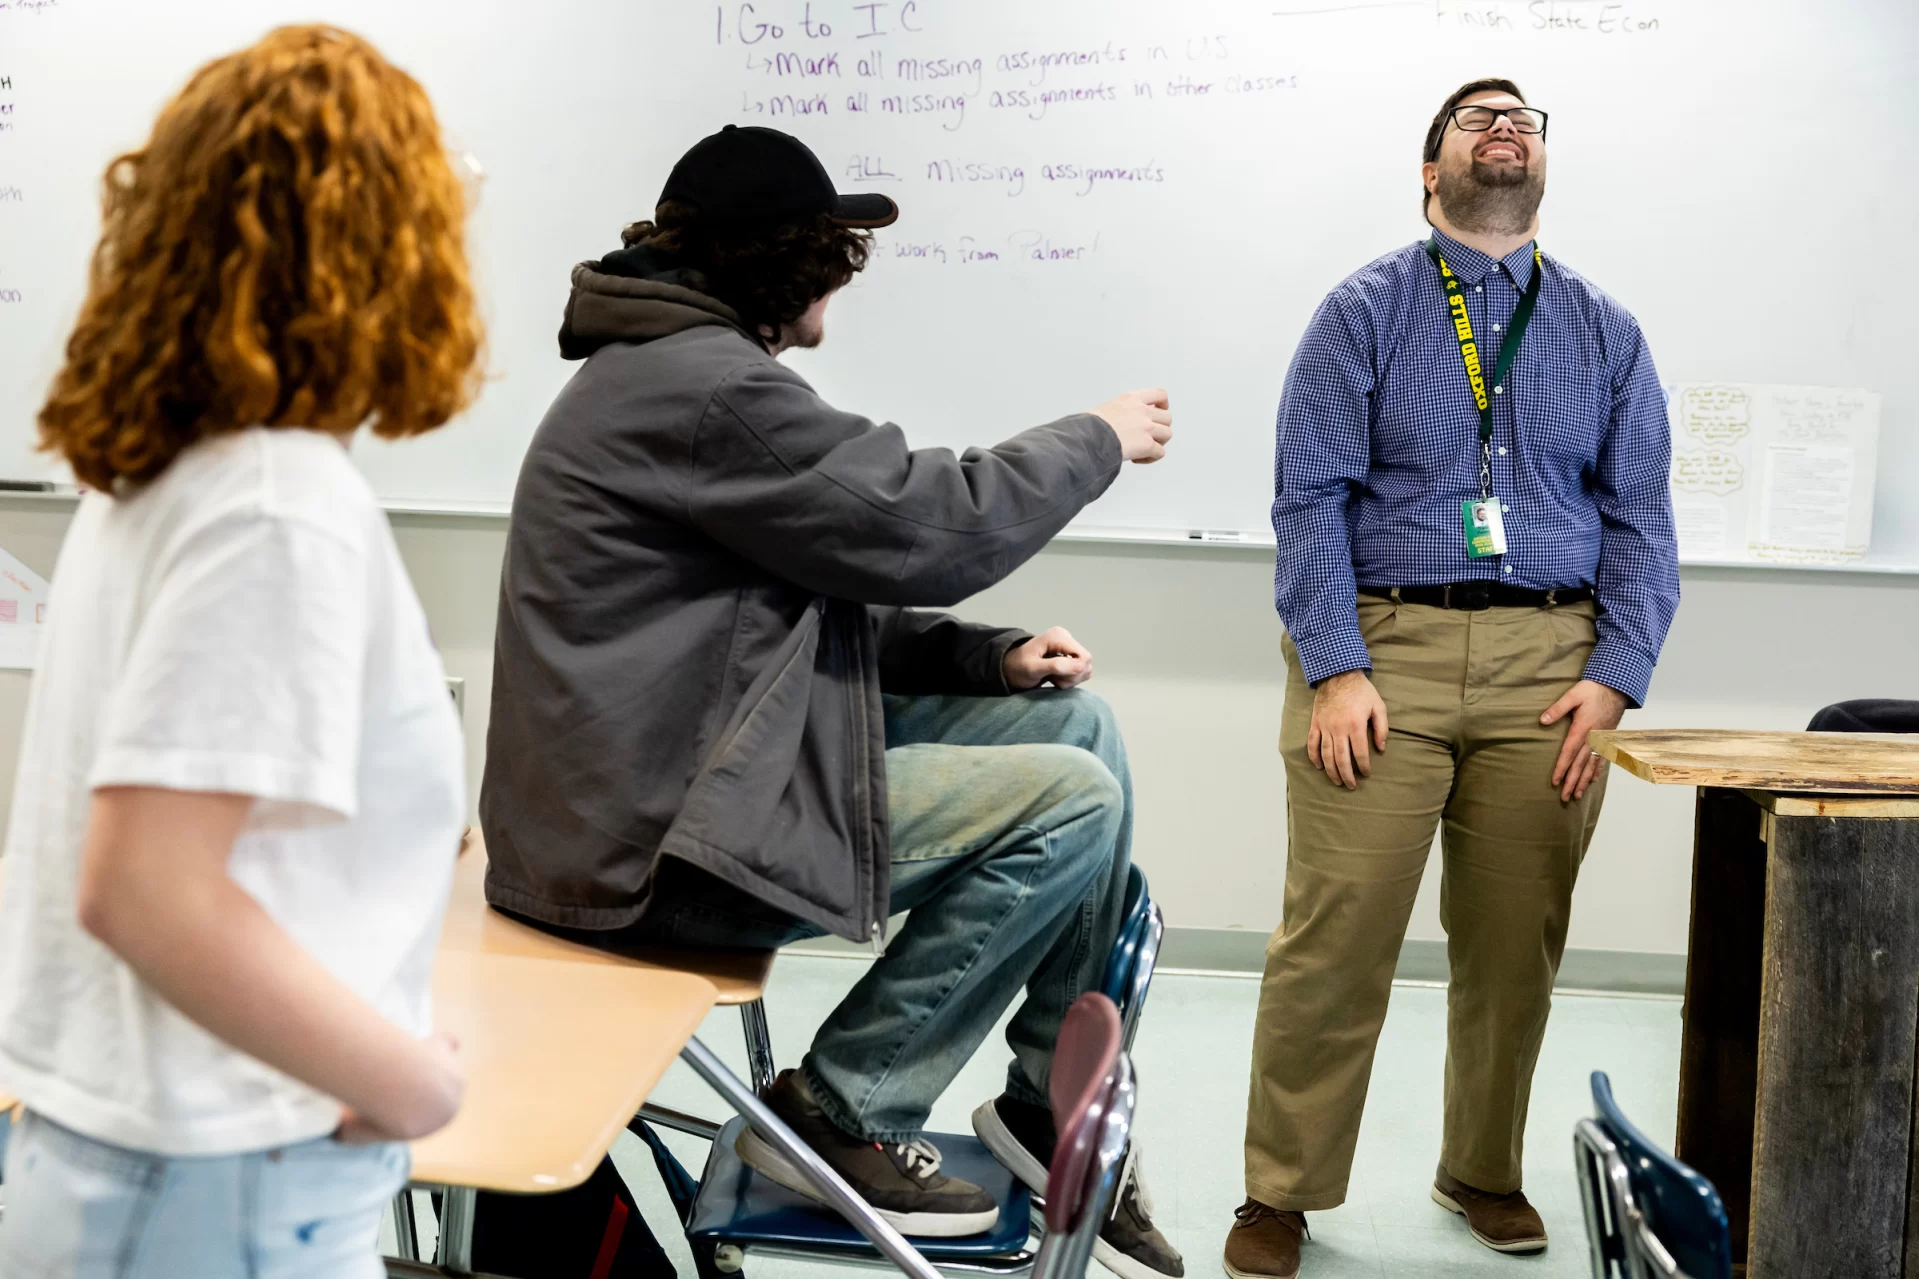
xmin=1099 ymin=866 xmax=1164 ymax=1051
xmin=687 ymin=1117 xmax=1037 ymax=1273
xmin=1573 ymin=1072 xmax=1732 ymax=1279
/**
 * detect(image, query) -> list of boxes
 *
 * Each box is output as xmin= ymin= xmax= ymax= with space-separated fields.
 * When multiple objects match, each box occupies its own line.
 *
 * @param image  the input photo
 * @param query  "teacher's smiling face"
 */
xmin=1424 ymin=89 xmax=1550 ymax=236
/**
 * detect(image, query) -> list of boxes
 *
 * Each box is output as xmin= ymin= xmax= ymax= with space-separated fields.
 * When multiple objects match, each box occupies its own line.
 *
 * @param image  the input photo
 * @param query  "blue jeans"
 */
xmin=585 ymin=690 xmax=1133 ymax=1143
xmin=0 ymin=1110 xmax=407 ymax=1278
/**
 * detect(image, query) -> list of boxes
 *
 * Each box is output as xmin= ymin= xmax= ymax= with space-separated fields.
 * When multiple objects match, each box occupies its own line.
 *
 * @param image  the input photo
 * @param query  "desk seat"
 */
xmin=447 ymin=833 xmax=773 ymax=1006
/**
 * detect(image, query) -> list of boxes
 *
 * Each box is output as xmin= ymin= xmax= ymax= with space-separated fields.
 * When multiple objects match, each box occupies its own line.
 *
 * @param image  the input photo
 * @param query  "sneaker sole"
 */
xmin=970 ymin=1101 xmax=1050 ymax=1196
xmin=1223 ymin=1258 xmax=1299 ymax=1279
xmin=973 ymin=1103 xmax=1182 ymax=1279
xmin=734 ymin=1125 xmax=1001 ymax=1239
xmin=1095 ymin=1234 xmax=1183 ymax=1279
xmin=971 ymin=1100 xmax=1052 ymax=1230
xmin=1429 ymin=1187 xmax=1549 ymax=1254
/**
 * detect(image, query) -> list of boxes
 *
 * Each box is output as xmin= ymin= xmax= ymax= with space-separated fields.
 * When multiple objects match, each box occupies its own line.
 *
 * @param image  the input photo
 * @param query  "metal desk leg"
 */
xmin=679 ymin=1036 xmax=943 ymax=1279
xmin=435 ymin=1186 xmax=477 ymax=1273
xmin=740 ymin=999 xmax=777 ymax=1097
xmin=638 ymin=1102 xmax=725 ymax=1140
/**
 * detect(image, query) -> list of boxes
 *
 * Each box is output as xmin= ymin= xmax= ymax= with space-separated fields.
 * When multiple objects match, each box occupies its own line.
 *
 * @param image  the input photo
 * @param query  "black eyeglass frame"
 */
xmin=1446 ymin=105 xmax=1549 ymax=139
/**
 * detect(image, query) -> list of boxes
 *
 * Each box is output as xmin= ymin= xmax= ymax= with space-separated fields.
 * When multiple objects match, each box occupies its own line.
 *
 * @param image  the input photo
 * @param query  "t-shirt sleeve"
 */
xmin=89 ymin=511 xmax=370 ymax=824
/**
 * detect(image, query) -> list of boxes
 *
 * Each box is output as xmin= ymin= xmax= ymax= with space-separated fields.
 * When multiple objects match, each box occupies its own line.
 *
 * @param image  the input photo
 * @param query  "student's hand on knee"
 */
xmin=1307 ymin=670 xmax=1389 ymax=790
xmin=1542 ymin=679 xmax=1629 ymax=802
xmin=1090 ymin=388 xmax=1173 ymax=464
xmin=1005 ymin=627 xmax=1094 ymax=690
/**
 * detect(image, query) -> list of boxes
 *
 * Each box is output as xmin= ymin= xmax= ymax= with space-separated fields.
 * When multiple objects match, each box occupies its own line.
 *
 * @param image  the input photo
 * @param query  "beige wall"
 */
xmin=2 ymin=498 xmax=1913 ymax=958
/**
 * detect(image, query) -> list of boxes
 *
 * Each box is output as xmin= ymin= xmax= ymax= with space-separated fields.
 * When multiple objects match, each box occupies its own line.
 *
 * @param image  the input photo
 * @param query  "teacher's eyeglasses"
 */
xmin=1448 ymin=105 xmax=1549 ymax=137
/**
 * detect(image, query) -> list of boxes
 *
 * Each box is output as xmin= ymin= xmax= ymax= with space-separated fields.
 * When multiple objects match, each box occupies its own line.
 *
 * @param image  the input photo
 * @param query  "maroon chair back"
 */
xmin=1043 ymin=993 xmax=1123 ymax=1234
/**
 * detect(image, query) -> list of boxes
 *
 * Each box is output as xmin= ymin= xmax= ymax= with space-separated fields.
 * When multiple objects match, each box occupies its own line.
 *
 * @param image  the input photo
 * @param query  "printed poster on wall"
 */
xmin=1665 ymin=384 xmax=1880 ymax=565
xmin=0 ymin=546 xmax=49 ymax=670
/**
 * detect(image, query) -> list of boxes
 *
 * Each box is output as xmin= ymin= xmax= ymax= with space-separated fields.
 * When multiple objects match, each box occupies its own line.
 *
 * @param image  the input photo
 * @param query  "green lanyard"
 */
xmin=1423 ymin=238 xmax=1542 ymax=500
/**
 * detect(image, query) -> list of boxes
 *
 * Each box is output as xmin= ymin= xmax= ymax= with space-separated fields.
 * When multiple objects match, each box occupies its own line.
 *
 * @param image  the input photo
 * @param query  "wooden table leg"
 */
xmin=1676 ymin=787 xmax=1769 ymax=1271
xmin=1750 ymin=812 xmax=1919 ymax=1279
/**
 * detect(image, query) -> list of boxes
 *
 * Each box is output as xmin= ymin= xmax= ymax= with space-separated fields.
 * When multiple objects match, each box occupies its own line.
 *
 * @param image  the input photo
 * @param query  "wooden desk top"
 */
xmin=445 ymin=834 xmax=775 ymax=1006
xmin=1591 ymin=729 xmax=1919 ymax=796
xmin=412 ymin=950 xmax=716 ymax=1193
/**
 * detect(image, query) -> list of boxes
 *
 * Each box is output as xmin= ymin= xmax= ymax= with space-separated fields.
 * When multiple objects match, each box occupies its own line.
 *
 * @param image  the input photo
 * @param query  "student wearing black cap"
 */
xmin=480 ymin=125 xmax=1182 ymax=1277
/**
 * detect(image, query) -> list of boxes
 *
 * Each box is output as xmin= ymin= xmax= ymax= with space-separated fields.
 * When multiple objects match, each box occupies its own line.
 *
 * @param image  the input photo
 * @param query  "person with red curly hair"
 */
xmin=0 ymin=25 xmax=482 ymax=1274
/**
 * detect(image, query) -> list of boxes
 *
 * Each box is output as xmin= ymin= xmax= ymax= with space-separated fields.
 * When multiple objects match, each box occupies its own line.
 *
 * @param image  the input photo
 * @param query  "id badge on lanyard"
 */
xmin=1463 ymin=497 xmax=1508 ymax=557
xmin=1424 ymin=239 xmax=1541 ymax=559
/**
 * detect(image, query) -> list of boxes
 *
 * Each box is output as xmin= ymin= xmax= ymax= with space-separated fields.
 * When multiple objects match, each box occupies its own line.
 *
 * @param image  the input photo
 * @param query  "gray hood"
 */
xmin=558 ymin=261 xmax=749 ymax=361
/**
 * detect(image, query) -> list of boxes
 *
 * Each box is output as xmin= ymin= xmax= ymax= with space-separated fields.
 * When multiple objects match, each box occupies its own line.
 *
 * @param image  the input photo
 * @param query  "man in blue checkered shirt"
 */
xmin=1228 ymin=79 xmax=1680 ymax=1278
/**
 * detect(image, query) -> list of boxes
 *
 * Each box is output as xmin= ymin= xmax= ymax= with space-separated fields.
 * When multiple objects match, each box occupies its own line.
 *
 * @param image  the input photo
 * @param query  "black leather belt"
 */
xmin=1358 ymin=583 xmax=1594 ymax=611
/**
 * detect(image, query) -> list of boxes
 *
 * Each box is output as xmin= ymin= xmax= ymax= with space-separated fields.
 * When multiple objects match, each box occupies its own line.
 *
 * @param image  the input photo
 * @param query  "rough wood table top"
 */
xmin=1590 ymin=729 xmax=1919 ymax=796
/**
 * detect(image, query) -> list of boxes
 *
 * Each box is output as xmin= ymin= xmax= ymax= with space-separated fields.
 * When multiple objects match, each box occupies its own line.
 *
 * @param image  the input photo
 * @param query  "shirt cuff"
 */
xmin=1292 ymin=628 xmax=1374 ymax=688
xmin=986 ymin=630 xmax=1035 ymax=695
xmin=1582 ymin=641 xmax=1653 ymax=709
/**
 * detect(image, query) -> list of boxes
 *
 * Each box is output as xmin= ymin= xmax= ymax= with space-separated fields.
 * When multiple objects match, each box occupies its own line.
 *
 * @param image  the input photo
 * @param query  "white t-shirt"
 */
xmin=0 ymin=428 xmax=465 ymax=1157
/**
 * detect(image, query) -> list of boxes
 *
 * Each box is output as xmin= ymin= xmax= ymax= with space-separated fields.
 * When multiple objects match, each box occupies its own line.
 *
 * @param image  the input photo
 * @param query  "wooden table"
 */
xmin=1591 ymin=729 xmax=1919 ymax=1279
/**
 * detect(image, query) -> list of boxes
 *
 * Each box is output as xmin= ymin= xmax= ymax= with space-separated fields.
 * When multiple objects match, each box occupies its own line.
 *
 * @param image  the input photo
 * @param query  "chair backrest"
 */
xmin=1043 ymin=993 xmax=1123 ymax=1234
xmin=1120 ymin=902 xmax=1163 ymax=1049
xmin=1099 ymin=867 xmax=1164 ymax=1049
xmin=1099 ymin=868 xmax=1150 ymax=1004
xmin=1573 ymin=1072 xmax=1732 ymax=1279
xmin=1033 ymin=993 xmax=1133 ymax=1279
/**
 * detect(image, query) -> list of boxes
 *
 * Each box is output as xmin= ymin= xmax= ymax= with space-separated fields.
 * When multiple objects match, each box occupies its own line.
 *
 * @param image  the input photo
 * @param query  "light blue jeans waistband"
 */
xmin=0 ymin=1109 xmax=406 ymax=1278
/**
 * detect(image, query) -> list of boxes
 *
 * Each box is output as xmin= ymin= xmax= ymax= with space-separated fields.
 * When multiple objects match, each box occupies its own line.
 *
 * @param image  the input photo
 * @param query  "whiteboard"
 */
xmin=3 ymin=0 xmax=1917 ymax=566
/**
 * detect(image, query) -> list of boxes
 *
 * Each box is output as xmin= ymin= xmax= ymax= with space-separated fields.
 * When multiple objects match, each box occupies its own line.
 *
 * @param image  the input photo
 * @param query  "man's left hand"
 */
xmin=1541 ymin=679 xmax=1629 ymax=802
xmin=1005 ymin=627 xmax=1094 ymax=691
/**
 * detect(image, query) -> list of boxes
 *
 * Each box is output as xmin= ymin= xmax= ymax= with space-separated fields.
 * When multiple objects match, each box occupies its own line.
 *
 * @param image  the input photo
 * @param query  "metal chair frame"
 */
xmin=1032 ymin=1056 xmax=1135 ymax=1279
xmin=1572 ymin=1118 xmax=1685 ymax=1279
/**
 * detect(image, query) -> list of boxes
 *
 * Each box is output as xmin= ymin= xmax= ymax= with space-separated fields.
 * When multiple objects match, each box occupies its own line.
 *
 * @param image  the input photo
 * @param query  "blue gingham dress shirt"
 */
xmin=1271 ymin=229 xmax=1681 ymax=706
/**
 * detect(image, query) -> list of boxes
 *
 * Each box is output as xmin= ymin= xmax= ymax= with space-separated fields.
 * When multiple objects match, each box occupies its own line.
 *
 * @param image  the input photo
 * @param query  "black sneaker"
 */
xmin=735 ymin=1070 xmax=1000 ymax=1238
xmin=973 ymin=1094 xmax=1185 ymax=1279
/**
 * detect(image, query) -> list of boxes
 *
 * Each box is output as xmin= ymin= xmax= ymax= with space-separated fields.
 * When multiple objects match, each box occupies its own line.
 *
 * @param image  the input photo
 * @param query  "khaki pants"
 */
xmin=1243 ymin=598 xmax=1606 ymax=1210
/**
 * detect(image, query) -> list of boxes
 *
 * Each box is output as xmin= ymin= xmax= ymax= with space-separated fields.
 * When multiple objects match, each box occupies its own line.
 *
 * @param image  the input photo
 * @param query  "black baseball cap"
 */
xmin=660 ymin=125 xmax=898 ymax=229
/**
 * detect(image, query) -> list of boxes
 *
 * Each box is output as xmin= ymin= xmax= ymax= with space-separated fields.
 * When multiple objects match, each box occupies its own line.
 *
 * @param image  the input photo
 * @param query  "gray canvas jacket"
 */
xmin=479 ymin=258 xmax=1123 ymax=942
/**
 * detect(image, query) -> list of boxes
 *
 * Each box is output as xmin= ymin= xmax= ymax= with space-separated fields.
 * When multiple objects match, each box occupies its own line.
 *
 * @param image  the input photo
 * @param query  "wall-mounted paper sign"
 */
xmin=0 ymin=546 xmax=50 ymax=670
xmin=1666 ymin=384 xmax=1881 ymax=565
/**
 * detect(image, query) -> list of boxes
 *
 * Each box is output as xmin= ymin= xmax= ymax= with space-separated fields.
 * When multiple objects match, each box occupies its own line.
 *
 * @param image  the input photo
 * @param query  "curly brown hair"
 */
xmin=38 ymin=25 xmax=483 ymax=493
xmin=620 ymin=202 xmax=872 ymax=344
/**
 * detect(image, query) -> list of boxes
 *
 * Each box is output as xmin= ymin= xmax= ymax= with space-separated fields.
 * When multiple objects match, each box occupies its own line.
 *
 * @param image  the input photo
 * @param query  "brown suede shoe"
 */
xmin=1223 ymin=1199 xmax=1309 ymax=1279
xmin=1431 ymin=1167 xmax=1548 ymax=1254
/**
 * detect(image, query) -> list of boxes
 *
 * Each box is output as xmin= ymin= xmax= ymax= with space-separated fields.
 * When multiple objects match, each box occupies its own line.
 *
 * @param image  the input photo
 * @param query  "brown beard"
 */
xmin=1435 ymin=153 xmax=1545 ymax=237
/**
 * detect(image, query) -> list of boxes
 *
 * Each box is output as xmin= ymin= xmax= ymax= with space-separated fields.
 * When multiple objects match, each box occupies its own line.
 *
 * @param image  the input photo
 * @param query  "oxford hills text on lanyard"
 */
xmin=1424 ymin=238 xmax=1542 ymax=559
